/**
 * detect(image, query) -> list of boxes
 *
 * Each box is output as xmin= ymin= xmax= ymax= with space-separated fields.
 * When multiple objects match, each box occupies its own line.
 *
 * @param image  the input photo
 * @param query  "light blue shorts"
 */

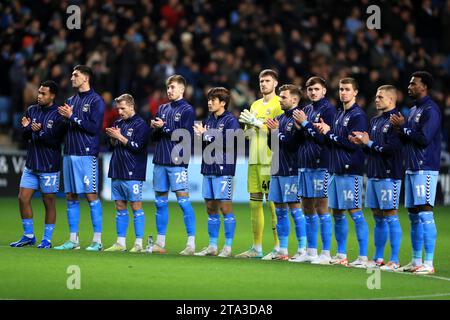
xmin=20 ymin=167 xmax=60 ymax=193
xmin=298 ymin=168 xmax=329 ymax=198
xmin=365 ymin=178 xmax=402 ymax=210
xmin=268 ymin=175 xmax=299 ymax=203
xmin=111 ymin=179 xmax=143 ymax=202
xmin=63 ymin=155 xmax=98 ymax=194
xmin=328 ymin=174 xmax=363 ymax=210
xmin=202 ymin=175 xmax=233 ymax=201
xmin=153 ymin=165 xmax=188 ymax=193
xmin=404 ymin=170 xmax=439 ymax=208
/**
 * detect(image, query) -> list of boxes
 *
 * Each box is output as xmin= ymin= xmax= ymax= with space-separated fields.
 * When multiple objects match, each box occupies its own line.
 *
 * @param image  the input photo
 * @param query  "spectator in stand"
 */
xmin=0 ymin=0 xmax=447 ymax=153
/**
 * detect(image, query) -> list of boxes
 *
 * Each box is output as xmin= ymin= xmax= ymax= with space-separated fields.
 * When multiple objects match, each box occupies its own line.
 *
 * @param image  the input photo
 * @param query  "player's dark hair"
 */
xmin=411 ymin=71 xmax=434 ymax=90
xmin=207 ymin=87 xmax=230 ymax=108
xmin=115 ymin=93 xmax=135 ymax=108
xmin=259 ymin=69 xmax=278 ymax=81
xmin=339 ymin=77 xmax=359 ymax=90
xmin=278 ymin=84 xmax=302 ymax=98
xmin=73 ymin=65 xmax=93 ymax=80
xmin=166 ymin=74 xmax=187 ymax=87
xmin=305 ymin=76 xmax=326 ymax=88
xmin=40 ymin=80 xmax=58 ymax=96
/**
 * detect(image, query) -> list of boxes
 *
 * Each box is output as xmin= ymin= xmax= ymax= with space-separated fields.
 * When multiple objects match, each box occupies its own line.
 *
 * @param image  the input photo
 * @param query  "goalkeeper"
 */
xmin=236 ymin=69 xmax=284 ymax=259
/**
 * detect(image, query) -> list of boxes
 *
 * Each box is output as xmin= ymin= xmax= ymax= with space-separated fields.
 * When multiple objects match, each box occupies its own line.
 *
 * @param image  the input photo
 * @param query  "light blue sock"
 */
xmin=133 ymin=209 xmax=145 ymax=239
xmin=67 ymin=200 xmax=80 ymax=233
xmin=305 ymin=213 xmax=319 ymax=250
xmin=224 ymin=213 xmax=236 ymax=247
xmin=319 ymin=213 xmax=332 ymax=251
xmin=408 ymin=212 xmax=423 ymax=260
xmin=333 ymin=213 xmax=348 ymax=254
xmin=291 ymin=207 xmax=306 ymax=250
xmin=89 ymin=199 xmax=102 ymax=233
xmin=22 ymin=218 xmax=34 ymax=236
xmin=350 ymin=211 xmax=369 ymax=257
xmin=43 ymin=224 xmax=55 ymax=241
xmin=155 ymin=196 xmax=169 ymax=235
xmin=276 ymin=207 xmax=290 ymax=249
xmin=386 ymin=214 xmax=402 ymax=264
xmin=419 ymin=211 xmax=437 ymax=263
xmin=178 ymin=196 xmax=196 ymax=237
xmin=116 ymin=209 xmax=129 ymax=237
xmin=373 ymin=215 xmax=388 ymax=261
xmin=207 ymin=213 xmax=220 ymax=247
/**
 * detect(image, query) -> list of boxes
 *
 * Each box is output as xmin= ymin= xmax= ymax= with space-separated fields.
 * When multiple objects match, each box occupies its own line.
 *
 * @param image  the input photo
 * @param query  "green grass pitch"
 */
xmin=0 ymin=197 xmax=449 ymax=300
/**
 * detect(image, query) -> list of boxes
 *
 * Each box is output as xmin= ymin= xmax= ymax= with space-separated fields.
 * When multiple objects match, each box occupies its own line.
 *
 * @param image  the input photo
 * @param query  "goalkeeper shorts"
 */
xmin=247 ymin=164 xmax=271 ymax=194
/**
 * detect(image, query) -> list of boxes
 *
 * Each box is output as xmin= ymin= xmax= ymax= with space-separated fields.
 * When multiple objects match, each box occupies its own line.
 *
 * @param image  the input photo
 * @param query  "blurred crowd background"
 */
xmin=0 ymin=0 xmax=449 ymax=156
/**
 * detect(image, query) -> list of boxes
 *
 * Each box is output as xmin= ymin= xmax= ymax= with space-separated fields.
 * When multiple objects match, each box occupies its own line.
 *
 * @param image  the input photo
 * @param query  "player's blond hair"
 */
xmin=115 ymin=93 xmax=135 ymax=108
xmin=377 ymin=85 xmax=397 ymax=100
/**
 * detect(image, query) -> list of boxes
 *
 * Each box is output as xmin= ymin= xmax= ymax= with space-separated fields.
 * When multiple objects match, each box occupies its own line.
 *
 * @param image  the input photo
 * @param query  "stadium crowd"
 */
xmin=0 ymin=0 xmax=449 ymax=152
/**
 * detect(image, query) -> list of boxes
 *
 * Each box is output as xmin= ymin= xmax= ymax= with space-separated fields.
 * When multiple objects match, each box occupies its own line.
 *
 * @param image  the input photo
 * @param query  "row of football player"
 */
xmin=9 ymin=66 xmax=440 ymax=275
xmin=232 ymin=71 xmax=440 ymax=275
xmin=189 ymin=71 xmax=440 ymax=275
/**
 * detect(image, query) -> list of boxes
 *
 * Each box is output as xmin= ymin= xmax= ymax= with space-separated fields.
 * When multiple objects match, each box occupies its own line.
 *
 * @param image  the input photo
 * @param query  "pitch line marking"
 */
xmin=424 ymin=275 xmax=450 ymax=282
xmin=392 ymin=270 xmax=450 ymax=282
xmin=1 ymin=245 xmax=450 ymax=282
xmin=368 ymin=292 xmax=450 ymax=300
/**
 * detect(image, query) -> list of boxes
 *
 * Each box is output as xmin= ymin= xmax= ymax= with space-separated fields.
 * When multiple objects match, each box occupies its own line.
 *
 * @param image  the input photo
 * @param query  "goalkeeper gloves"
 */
xmin=239 ymin=109 xmax=263 ymax=128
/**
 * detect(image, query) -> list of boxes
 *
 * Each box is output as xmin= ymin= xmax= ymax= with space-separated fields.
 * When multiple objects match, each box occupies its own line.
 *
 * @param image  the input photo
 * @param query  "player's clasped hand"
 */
xmin=239 ymin=109 xmax=263 ymax=128
xmin=105 ymin=126 xmax=122 ymax=139
xmin=21 ymin=117 xmax=31 ymax=127
xmin=349 ymin=131 xmax=369 ymax=145
xmin=58 ymin=103 xmax=73 ymax=118
xmin=390 ymin=112 xmax=405 ymax=127
xmin=150 ymin=117 xmax=164 ymax=129
xmin=292 ymin=109 xmax=307 ymax=129
xmin=266 ymin=118 xmax=279 ymax=130
xmin=31 ymin=122 xmax=42 ymax=132
xmin=193 ymin=123 xmax=206 ymax=136
xmin=293 ymin=109 xmax=307 ymax=123
xmin=313 ymin=118 xmax=330 ymax=134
